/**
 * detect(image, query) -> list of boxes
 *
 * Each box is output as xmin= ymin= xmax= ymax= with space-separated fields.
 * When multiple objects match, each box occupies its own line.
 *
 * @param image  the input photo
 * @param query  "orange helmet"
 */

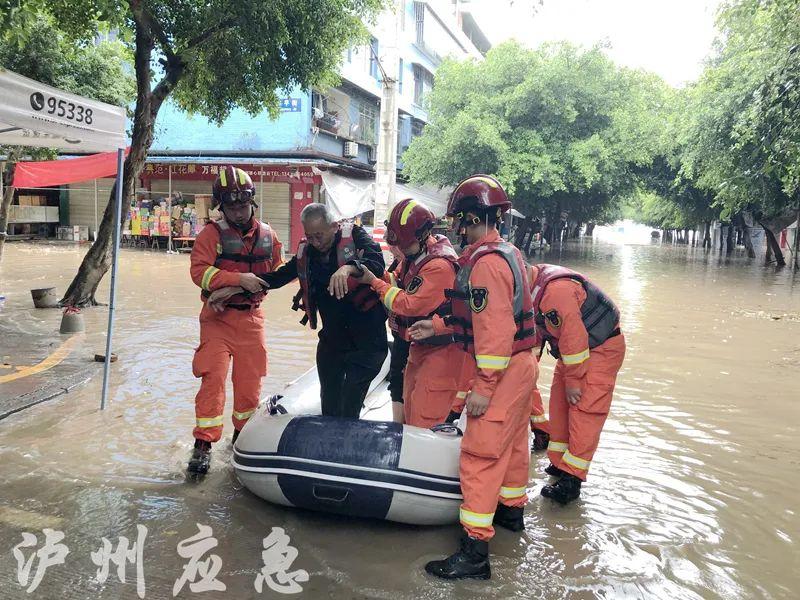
xmin=447 ymin=174 xmax=510 ymax=216
xmin=385 ymin=198 xmax=435 ymax=248
xmin=212 ymin=165 xmax=256 ymax=208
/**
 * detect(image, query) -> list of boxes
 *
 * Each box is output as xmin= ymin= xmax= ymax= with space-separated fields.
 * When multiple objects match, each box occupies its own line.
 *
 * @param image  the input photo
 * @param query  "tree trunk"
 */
xmin=0 ymin=159 xmax=17 ymax=262
xmin=703 ymin=221 xmax=711 ymax=249
xmin=585 ymin=222 xmax=595 ymax=236
xmin=719 ymin=224 xmax=724 ymax=252
xmin=726 ymin=224 xmax=735 ymax=256
xmin=742 ymin=223 xmax=756 ymax=258
xmin=794 ymin=194 xmax=800 ymax=271
xmin=60 ymin=23 xmax=181 ymax=307
xmin=760 ymin=222 xmax=786 ymax=267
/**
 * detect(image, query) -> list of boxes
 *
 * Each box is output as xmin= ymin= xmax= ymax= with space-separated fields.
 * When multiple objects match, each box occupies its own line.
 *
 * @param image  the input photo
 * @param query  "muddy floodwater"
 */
xmin=0 ymin=233 xmax=798 ymax=599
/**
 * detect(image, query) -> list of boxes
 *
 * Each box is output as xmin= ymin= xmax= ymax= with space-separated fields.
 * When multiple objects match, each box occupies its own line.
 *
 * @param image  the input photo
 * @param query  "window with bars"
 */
xmin=358 ymin=101 xmax=378 ymax=145
xmin=411 ymin=118 xmax=425 ymax=138
xmin=369 ymin=37 xmax=379 ymax=79
xmin=413 ymin=2 xmax=425 ymax=46
xmin=413 ymin=65 xmax=433 ymax=106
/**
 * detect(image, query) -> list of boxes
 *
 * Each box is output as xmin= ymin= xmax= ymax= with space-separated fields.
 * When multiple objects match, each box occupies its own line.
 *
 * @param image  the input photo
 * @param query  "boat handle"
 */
xmin=430 ymin=423 xmax=463 ymax=437
xmin=267 ymin=394 xmax=287 ymax=416
xmin=312 ymin=484 xmax=350 ymax=503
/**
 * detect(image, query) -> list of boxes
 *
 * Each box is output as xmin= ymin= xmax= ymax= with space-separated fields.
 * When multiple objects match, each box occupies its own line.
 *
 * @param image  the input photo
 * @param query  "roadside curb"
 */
xmin=0 ymin=363 xmax=99 ymax=421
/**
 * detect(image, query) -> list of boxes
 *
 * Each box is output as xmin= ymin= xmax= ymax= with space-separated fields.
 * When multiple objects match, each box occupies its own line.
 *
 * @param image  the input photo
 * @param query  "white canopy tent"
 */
xmin=318 ymin=169 xmax=452 ymax=219
xmin=0 ymin=69 xmax=127 ymax=151
xmin=1 ymin=68 xmax=128 ymax=411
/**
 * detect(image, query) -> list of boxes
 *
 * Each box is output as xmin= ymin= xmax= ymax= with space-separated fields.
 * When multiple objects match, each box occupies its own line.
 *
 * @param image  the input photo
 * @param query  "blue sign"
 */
xmin=279 ymin=98 xmax=302 ymax=112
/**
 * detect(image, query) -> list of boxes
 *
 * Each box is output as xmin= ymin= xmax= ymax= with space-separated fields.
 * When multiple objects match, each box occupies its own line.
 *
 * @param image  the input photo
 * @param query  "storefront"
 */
xmin=138 ymin=160 xmax=322 ymax=251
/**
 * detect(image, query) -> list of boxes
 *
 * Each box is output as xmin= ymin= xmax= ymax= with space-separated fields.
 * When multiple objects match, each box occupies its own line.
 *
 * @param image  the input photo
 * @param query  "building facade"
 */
xmin=69 ymin=1 xmax=489 ymax=249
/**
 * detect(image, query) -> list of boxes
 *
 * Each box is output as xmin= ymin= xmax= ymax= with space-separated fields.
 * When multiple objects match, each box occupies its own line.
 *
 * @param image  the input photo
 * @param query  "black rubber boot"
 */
xmin=187 ymin=439 xmax=212 ymax=478
xmin=493 ymin=504 xmax=525 ymax=532
xmin=531 ymin=428 xmax=550 ymax=452
xmin=541 ymin=473 xmax=582 ymax=505
xmin=544 ymin=463 xmax=567 ymax=478
xmin=425 ymin=532 xmax=491 ymax=580
xmin=231 ymin=429 xmax=241 ymax=445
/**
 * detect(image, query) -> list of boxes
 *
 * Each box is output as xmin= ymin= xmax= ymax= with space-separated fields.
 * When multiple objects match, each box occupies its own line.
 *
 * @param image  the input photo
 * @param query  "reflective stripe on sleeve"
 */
xmin=561 ymin=348 xmax=590 ymax=365
xmin=475 ymin=354 xmax=510 ymax=370
xmin=201 ymin=266 xmax=221 ymax=291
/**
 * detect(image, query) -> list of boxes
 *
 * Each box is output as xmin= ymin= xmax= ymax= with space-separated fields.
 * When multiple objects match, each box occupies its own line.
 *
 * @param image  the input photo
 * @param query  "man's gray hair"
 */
xmin=300 ymin=203 xmax=336 ymax=225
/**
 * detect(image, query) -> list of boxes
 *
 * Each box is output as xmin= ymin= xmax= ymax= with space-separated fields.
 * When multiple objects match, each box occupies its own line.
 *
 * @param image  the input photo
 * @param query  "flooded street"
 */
xmin=0 ymin=235 xmax=798 ymax=599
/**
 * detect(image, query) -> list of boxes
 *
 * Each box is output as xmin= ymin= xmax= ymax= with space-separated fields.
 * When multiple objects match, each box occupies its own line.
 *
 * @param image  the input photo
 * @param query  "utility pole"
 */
xmin=373 ymin=0 xmax=403 ymax=229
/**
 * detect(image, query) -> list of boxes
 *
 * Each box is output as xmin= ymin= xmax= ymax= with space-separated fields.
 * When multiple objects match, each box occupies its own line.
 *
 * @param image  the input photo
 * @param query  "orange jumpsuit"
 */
xmin=538 ymin=277 xmax=626 ymax=481
xmin=433 ymin=231 xmax=538 ymax=541
xmin=527 ymin=266 xmax=550 ymax=435
xmin=370 ymin=249 xmax=463 ymax=428
xmin=530 ymin=387 xmax=550 ymax=434
xmin=189 ymin=219 xmax=283 ymax=442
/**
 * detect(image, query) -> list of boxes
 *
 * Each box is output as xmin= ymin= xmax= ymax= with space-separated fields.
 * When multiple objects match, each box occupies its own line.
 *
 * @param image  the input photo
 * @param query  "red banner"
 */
xmin=13 ymin=148 xmax=129 ymax=188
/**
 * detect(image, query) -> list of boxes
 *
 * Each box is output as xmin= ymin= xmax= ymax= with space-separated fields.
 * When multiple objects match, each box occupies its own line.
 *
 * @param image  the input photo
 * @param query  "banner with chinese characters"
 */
xmin=140 ymin=163 xmax=321 ymax=185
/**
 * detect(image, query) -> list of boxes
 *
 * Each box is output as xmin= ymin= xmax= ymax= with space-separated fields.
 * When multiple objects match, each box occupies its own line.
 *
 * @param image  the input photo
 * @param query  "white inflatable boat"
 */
xmin=232 ymin=349 xmax=464 ymax=525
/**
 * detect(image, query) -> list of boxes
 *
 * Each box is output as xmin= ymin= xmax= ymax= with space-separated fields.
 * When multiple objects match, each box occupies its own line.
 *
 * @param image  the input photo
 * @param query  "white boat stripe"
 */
xmin=232 ymin=451 xmax=460 ymax=486
xmin=232 ymin=463 xmax=464 ymax=501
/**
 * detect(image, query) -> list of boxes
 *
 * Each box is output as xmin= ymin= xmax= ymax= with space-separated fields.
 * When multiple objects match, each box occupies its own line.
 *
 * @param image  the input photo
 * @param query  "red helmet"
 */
xmin=212 ymin=165 xmax=256 ymax=208
xmin=447 ymin=174 xmax=511 ymax=216
xmin=385 ymin=198 xmax=436 ymax=248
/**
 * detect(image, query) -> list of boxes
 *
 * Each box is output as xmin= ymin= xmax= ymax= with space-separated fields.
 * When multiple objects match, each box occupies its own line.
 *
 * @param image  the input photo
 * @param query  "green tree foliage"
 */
xmin=3 ymin=0 xmax=384 ymax=305
xmin=0 ymin=12 xmax=135 ymax=260
xmin=402 ymin=41 xmax=672 ymax=225
xmin=0 ymin=13 xmax=134 ymax=108
xmin=681 ymin=0 xmax=800 ymax=264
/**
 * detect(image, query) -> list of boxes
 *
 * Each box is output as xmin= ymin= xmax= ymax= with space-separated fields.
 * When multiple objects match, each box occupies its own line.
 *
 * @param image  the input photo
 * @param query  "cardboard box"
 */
xmin=18 ymin=195 xmax=33 ymax=206
xmin=194 ymin=195 xmax=212 ymax=220
xmin=73 ymin=226 xmax=89 ymax=241
xmin=44 ymin=207 xmax=59 ymax=222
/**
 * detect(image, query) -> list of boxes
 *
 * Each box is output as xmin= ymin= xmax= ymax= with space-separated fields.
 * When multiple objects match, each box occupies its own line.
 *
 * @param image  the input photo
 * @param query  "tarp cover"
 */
xmin=12 ymin=149 xmax=129 ymax=188
xmin=319 ymin=169 xmax=452 ymax=220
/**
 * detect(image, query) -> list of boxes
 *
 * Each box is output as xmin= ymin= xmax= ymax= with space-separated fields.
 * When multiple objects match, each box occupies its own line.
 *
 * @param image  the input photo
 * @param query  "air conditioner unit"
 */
xmin=312 ymin=107 xmax=323 ymax=120
xmin=343 ymin=141 xmax=359 ymax=158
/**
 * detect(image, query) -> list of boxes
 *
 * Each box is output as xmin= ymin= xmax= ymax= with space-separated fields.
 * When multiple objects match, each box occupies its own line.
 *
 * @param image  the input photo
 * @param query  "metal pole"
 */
xmin=167 ymin=165 xmax=174 ymax=253
xmin=259 ymin=169 xmax=264 ymax=222
xmin=100 ymin=148 xmax=125 ymax=410
xmin=373 ymin=0 xmax=402 ymax=228
xmin=93 ymin=178 xmax=98 ymax=241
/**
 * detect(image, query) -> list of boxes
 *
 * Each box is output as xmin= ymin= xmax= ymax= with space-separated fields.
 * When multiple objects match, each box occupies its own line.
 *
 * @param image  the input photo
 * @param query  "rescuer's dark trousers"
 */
xmin=316 ymin=305 xmax=388 ymax=418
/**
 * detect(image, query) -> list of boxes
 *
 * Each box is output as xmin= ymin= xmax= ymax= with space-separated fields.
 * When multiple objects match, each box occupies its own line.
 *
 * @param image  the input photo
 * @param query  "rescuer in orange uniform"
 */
xmin=529 ymin=387 xmax=550 ymax=451
xmin=410 ymin=175 xmax=538 ymax=580
xmin=527 ymin=264 xmax=551 ymax=452
xmin=355 ymin=198 xmax=462 ymax=428
xmin=531 ymin=263 xmax=626 ymax=504
xmin=186 ymin=166 xmax=283 ymax=477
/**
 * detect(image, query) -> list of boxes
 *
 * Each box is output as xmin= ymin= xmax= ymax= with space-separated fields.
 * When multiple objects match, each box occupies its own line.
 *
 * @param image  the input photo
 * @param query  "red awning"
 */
xmin=12 ymin=148 xmax=130 ymax=188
